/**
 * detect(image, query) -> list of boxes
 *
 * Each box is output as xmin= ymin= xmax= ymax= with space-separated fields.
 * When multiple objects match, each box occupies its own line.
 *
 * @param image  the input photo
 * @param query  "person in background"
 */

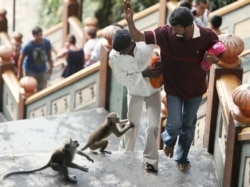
xmin=209 ymin=15 xmax=223 ymax=35
xmin=11 ymin=31 xmax=23 ymax=74
xmin=55 ymin=34 xmax=84 ymax=78
xmin=83 ymin=26 xmax=98 ymax=67
xmin=17 ymin=26 xmax=53 ymax=91
xmin=192 ymin=0 xmax=210 ymax=27
xmin=109 ymin=29 xmax=162 ymax=173
xmin=124 ymin=0 xmax=223 ymax=171
xmin=86 ymin=24 xmax=122 ymax=67
xmin=178 ymin=0 xmax=192 ymax=9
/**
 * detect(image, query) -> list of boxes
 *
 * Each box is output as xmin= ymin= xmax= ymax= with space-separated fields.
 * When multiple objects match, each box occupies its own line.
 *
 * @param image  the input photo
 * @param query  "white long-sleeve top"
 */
xmin=109 ymin=42 xmax=160 ymax=97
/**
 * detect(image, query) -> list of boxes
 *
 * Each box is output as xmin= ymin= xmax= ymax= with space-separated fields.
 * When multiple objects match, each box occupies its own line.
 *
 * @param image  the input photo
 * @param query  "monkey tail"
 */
xmin=80 ymin=144 xmax=89 ymax=151
xmin=3 ymin=163 xmax=50 ymax=179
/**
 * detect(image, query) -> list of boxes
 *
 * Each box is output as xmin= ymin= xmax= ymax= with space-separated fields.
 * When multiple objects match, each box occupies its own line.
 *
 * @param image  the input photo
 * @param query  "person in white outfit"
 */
xmin=109 ymin=29 xmax=162 ymax=172
xmin=83 ymin=26 xmax=99 ymax=67
xmin=192 ymin=0 xmax=209 ymax=27
xmin=87 ymin=24 xmax=122 ymax=67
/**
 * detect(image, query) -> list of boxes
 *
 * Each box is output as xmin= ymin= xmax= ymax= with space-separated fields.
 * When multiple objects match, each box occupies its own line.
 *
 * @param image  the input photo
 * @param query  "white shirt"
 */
xmin=109 ymin=42 xmax=160 ymax=97
xmin=193 ymin=9 xmax=209 ymax=27
xmin=84 ymin=38 xmax=99 ymax=65
xmin=90 ymin=38 xmax=108 ymax=63
xmin=84 ymin=38 xmax=99 ymax=55
xmin=176 ymin=22 xmax=200 ymax=38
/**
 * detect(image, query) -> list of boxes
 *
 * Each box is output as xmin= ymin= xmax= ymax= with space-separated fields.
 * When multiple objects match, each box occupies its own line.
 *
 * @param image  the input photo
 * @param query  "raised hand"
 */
xmin=123 ymin=0 xmax=134 ymax=23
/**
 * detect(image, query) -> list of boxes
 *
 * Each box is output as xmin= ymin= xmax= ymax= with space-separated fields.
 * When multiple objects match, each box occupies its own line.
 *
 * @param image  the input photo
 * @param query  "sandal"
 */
xmin=178 ymin=163 xmax=191 ymax=171
xmin=144 ymin=162 xmax=157 ymax=173
xmin=163 ymin=146 xmax=173 ymax=158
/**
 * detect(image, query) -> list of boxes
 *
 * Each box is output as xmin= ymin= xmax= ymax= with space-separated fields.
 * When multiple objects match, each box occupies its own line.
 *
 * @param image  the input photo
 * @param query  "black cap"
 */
xmin=112 ymin=29 xmax=132 ymax=52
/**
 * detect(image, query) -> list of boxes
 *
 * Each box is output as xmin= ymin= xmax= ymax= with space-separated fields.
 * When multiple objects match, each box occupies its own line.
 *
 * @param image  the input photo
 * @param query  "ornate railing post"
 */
xmin=230 ymin=84 xmax=250 ymax=186
xmin=62 ymin=0 xmax=79 ymax=46
xmin=18 ymin=76 xmax=37 ymax=119
xmin=204 ymin=33 xmax=244 ymax=152
xmin=204 ymin=33 xmax=245 ymax=187
xmin=0 ymin=8 xmax=7 ymax=32
xmin=98 ymin=44 xmax=110 ymax=109
xmin=0 ymin=45 xmax=14 ymax=112
xmin=232 ymin=84 xmax=250 ymax=124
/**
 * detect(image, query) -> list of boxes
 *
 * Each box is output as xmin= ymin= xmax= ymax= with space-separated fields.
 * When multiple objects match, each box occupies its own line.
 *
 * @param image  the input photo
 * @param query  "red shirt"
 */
xmin=145 ymin=24 xmax=219 ymax=99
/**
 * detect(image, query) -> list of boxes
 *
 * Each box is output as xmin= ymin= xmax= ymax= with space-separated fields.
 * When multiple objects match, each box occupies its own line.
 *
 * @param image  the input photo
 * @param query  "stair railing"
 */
xmin=204 ymin=54 xmax=250 ymax=186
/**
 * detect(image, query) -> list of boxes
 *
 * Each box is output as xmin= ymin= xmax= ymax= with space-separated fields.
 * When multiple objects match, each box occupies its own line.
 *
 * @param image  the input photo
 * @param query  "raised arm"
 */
xmin=47 ymin=47 xmax=54 ymax=76
xmin=56 ymin=48 xmax=68 ymax=60
xmin=123 ymin=0 xmax=145 ymax=41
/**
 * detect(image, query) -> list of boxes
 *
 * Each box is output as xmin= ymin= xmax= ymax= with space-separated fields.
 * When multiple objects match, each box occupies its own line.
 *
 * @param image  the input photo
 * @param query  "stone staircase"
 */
xmin=0 ymin=149 xmax=218 ymax=187
xmin=0 ymin=108 xmax=219 ymax=187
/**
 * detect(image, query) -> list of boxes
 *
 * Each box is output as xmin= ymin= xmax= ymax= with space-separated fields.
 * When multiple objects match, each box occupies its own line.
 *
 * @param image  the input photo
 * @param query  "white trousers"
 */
xmin=118 ymin=91 xmax=161 ymax=169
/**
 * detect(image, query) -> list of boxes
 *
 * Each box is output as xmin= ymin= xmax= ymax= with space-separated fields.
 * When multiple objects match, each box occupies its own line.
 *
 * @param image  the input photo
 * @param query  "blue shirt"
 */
xmin=21 ymin=38 xmax=52 ymax=73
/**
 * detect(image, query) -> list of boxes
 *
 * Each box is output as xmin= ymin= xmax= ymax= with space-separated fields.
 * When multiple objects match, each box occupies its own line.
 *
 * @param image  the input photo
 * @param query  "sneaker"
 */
xmin=178 ymin=163 xmax=191 ymax=171
xmin=163 ymin=146 xmax=173 ymax=158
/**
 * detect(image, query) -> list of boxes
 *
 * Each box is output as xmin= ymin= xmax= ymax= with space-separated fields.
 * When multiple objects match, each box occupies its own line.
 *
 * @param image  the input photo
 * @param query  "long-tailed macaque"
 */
xmin=3 ymin=138 xmax=93 ymax=184
xmin=79 ymin=112 xmax=134 ymax=154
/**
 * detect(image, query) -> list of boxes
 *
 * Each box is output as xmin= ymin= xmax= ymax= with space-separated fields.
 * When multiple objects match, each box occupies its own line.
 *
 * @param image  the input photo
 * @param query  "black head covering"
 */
xmin=112 ymin=29 xmax=132 ymax=52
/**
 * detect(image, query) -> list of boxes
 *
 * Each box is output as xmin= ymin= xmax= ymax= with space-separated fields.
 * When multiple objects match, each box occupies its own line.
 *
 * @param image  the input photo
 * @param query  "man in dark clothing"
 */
xmin=124 ymin=1 xmax=224 ymax=171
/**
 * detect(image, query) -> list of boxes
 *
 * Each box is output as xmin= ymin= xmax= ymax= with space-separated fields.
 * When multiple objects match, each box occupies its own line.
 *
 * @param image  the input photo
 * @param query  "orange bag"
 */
xmin=149 ymin=56 xmax=164 ymax=89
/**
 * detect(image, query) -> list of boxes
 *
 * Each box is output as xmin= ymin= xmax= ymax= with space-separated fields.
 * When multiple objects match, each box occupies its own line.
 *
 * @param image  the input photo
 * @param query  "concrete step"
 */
xmin=0 ymin=149 xmax=218 ymax=187
xmin=0 ymin=108 xmax=219 ymax=186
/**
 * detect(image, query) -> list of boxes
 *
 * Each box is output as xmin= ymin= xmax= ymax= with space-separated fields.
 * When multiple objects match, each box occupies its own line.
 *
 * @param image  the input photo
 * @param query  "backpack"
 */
xmin=31 ymin=40 xmax=48 ymax=67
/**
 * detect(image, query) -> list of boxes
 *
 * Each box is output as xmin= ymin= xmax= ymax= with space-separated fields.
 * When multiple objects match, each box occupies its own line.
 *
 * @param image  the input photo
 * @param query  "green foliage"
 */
xmin=94 ymin=0 xmax=157 ymax=28
xmin=38 ymin=0 xmax=157 ymax=29
xmin=38 ymin=0 xmax=237 ymax=29
xmin=82 ymin=0 xmax=99 ymax=18
xmin=38 ymin=0 xmax=63 ymax=29
xmin=94 ymin=0 xmax=117 ymax=28
xmin=210 ymin=0 xmax=235 ymax=11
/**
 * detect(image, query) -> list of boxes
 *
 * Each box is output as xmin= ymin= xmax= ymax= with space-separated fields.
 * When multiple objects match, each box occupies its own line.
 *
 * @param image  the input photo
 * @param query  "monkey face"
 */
xmin=64 ymin=138 xmax=79 ymax=152
xmin=115 ymin=116 xmax=120 ymax=123
xmin=72 ymin=140 xmax=79 ymax=148
xmin=107 ymin=112 xmax=120 ymax=123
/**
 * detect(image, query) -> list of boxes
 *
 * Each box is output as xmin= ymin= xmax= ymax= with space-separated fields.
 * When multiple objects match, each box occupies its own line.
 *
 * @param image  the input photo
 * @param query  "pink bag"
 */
xmin=201 ymin=41 xmax=226 ymax=71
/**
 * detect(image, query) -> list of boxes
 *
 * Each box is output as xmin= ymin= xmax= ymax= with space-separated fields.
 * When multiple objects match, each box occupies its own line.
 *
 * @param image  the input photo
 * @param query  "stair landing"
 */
xmin=0 ymin=108 xmax=219 ymax=187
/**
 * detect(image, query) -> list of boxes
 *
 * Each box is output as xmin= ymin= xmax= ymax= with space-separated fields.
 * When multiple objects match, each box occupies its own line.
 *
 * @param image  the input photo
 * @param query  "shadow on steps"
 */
xmin=0 ymin=149 xmax=218 ymax=187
